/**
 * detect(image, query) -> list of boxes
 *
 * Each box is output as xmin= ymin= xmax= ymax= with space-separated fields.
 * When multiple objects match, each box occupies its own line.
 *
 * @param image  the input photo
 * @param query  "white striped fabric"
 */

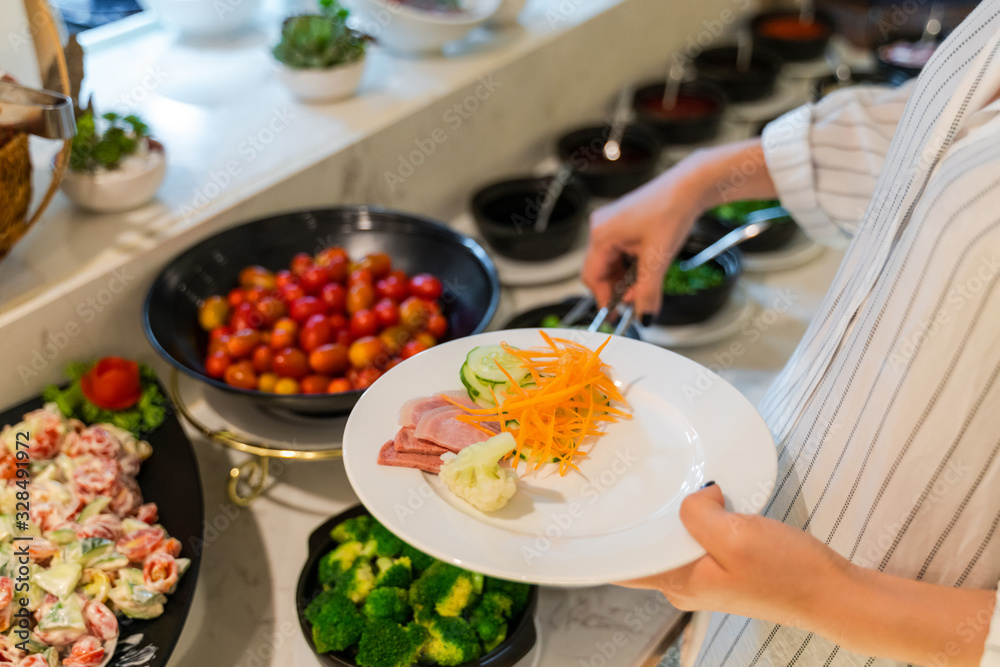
xmin=692 ymin=2 xmax=1000 ymax=665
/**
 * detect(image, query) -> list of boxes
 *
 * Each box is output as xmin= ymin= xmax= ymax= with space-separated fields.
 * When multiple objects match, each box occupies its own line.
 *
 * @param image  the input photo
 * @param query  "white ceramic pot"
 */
xmin=61 ymin=141 xmax=167 ymax=213
xmin=346 ymin=0 xmax=501 ymax=55
xmin=489 ymin=0 xmax=528 ymax=26
xmin=137 ymin=0 xmax=262 ymax=37
xmin=274 ymin=58 xmax=366 ymax=103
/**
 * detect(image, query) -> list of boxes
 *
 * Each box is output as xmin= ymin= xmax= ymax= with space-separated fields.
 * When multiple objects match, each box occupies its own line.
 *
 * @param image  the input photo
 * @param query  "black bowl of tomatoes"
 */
xmin=144 ymin=207 xmax=500 ymax=415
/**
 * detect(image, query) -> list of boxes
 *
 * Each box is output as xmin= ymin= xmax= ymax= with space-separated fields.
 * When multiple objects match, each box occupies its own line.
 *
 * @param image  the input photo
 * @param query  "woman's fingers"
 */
xmin=679 ymin=484 xmax=745 ymax=569
xmin=580 ymin=240 xmax=616 ymax=307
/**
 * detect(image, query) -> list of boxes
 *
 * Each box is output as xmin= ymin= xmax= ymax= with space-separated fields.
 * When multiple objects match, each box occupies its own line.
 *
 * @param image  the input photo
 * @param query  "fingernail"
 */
xmin=640 ymin=314 xmax=653 ymax=327
xmin=700 ymin=481 xmax=716 ymax=488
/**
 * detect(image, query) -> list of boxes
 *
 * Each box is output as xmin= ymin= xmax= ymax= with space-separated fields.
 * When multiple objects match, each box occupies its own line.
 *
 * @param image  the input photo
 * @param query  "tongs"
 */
xmin=679 ymin=205 xmax=789 ymax=271
xmin=561 ymin=257 xmax=638 ymax=335
xmin=0 ymin=80 xmax=75 ymax=140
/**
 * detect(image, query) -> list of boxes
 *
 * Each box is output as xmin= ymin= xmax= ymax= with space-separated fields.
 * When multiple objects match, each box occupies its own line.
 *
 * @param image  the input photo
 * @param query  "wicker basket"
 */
xmin=0 ymin=134 xmax=33 ymax=259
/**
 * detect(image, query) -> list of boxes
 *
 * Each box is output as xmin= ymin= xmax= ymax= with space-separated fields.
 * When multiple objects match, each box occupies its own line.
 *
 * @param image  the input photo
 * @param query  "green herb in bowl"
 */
xmin=709 ymin=199 xmax=790 ymax=224
xmin=663 ymin=261 xmax=726 ymax=296
xmin=69 ymin=111 xmax=150 ymax=173
xmin=538 ymin=314 xmax=613 ymax=334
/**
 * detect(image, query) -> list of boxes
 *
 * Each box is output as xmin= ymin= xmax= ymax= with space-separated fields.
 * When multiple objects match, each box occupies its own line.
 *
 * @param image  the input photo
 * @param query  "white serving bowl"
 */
xmin=274 ymin=58 xmax=366 ymax=103
xmin=489 ymin=0 xmax=528 ymax=26
xmin=138 ymin=0 xmax=262 ymax=37
xmin=346 ymin=0 xmax=501 ymax=55
xmin=61 ymin=141 xmax=166 ymax=213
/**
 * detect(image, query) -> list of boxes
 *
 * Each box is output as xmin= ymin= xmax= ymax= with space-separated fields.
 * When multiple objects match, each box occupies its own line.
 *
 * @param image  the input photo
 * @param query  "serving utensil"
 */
xmin=736 ymin=30 xmax=754 ymax=73
xmin=920 ymin=4 xmax=944 ymax=45
xmin=800 ymin=0 xmax=815 ymax=25
xmin=0 ymin=80 xmax=74 ymax=140
xmin=588 ymin=257 xmax=637 ymax=332
xmin=825 ymin=44 xmax=851 ymax=85
xmin=661 ymin=58 xmax=686 ymax=110
xmin=679 ymin=206 xmax=788 ymax=271
xmin=602 ymin=85 xmax=634 ymax=162
xmin=533 ymin=162 xmax=573 ymax=234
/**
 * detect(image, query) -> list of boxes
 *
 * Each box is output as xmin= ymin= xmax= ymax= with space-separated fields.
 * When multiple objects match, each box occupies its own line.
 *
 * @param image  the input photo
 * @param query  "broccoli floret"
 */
xmin=409 ymin=562 xmax=480 ymax=617
xmin=355 ymin=619 xmax=427 ymax=667
xmin=439 ymin=432 xmax=518 ymax=512
xmin=319 ymin=541 xmax=364 ymax=587
xmin=418 ymin=614 xmax=482 ymax=666
xmin=363 ymin=521 xmax=403 ymax=558
xmin=331 ymin=515 xmax=374 ymax=544
xmin=305 ymin=588 xmax=339 ymax=624
xmin=400 ymin=543 xmax=435 ymax=574
xmin=308 ymin=591 xmax=366 ymax=653
xmin=483 ymin=577 xmax=531 ymax=615
xmin=339 ymin=559 xmax=376 ymax=603
xmin=375 ymin=556 xmax=412 ymax=589
xmin=363 ymin=587 xmax=410 ymax=623
xmin=469 ymin=592 xmax=513 ymax=649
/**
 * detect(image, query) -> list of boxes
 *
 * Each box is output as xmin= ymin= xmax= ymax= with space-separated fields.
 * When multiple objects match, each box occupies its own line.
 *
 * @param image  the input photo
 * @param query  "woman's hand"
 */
xmin=581 ymin=138 xmax=777 ymax=318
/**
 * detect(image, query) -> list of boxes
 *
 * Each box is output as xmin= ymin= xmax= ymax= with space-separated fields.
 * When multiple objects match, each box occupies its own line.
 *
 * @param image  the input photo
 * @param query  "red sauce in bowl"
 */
xmin=757 ymin=16 xmax=829 ymax=41
xmin=640 ymin=94 xmax=718 ymax=119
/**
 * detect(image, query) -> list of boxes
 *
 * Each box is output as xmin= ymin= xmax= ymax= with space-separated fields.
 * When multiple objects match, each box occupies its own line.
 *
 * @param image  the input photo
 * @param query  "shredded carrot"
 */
xmin=446 ymin=333 xmax=631 ymax=476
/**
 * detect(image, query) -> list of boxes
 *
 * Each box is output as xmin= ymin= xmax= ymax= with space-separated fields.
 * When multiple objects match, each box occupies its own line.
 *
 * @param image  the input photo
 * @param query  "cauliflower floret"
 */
xmin=439 ymin=433 xmax=518 ymax=512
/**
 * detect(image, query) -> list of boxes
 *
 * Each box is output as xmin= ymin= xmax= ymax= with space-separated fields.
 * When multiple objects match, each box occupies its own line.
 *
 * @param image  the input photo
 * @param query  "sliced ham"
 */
xmin=393 ymin=427 xmax=448 ymax=456
xmin=376 ymin=441 xmax=442 ymax=474
xmin=398 ymin=391 xmax=476 ymax=429
xmin=413 ymin=406 xmax=499 ymax=452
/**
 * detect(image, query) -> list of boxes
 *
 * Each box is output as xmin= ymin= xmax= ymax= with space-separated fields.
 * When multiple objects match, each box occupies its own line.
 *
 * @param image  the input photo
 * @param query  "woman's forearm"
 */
xmin=682 ymin=137 xmax=779 ymax=213
xmin=810 ymin=563 xmax=995 ymax=666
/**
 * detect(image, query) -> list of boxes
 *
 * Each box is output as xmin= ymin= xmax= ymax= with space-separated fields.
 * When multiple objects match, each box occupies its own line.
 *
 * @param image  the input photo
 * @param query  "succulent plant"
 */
xmin=272 ymin=0 xmax=368 ymax=70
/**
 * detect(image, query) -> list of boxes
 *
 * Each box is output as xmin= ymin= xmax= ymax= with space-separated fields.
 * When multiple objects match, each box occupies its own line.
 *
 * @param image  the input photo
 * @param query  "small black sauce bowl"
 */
xmin=750 ymin=10 xmax=835 ymax=62
xmin=471 ymin=175 xmax=589 ymax=261
xmin=699 ymin=207 xmax=798 ymax=253
xmin=811 ymin=69 xmax=905 ymax=102
xmin=656 ymin=237 xmax=743 ymax=327
xmin=502 ymin=297 xmax=642 ymax=339
xmin=632 ymin=80 xmax=727 ymax=145
xmin=693 ymin=46 xmax=782 ymax=103
xmin=296 ymin=505 xmax=539 ymax=667
xmin=557 ymin=124 xmax=661 ymax=199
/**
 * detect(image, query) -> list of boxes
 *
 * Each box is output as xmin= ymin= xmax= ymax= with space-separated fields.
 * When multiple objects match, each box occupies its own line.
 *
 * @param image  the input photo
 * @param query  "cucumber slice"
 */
xmin=460 ymin=362 xmax=497 ymax=408
xmin=466 ymin=345 xmax=528 ymax=386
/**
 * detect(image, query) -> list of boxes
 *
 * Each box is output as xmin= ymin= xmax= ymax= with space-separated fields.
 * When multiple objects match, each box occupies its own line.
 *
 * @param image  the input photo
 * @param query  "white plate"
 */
xmin=638 ymin=285 xmax=754 ymax=349
xmin=742 ymin=229 xmax=825 ymax=272
xmin=342 ymin=329 xmax=776 ymax=586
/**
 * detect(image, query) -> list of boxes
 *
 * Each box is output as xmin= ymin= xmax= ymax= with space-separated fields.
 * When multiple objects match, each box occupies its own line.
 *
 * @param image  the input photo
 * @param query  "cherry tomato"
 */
xmin=309 ymin=343 xmax=349 ymax=375
xmin=319 ymin=254 xmax=349 ymax=284
xmin=80 ymin=358 xmax=142 ymax=411
xmin=227 ymin=329 xmax=260 ymax=359
xmin=349 ymin=268 xmax=374 ymax=286
xmin=291 ymin=252 xmax=314 ymax=277
xmin=239 ymin=265 xmax=277 ymax=290
xmin=327 ymin=378 xmax=352 ymax=393
xmin=252 ymin=345 xmax=273 ymax=373
xmin=315 ymin=246 xmax=349 ymax=267
xmin=258 ymin=372 xmax=278 ymax=392
xmin=375 ymin=275 xmax=408 ymax=302
xmin=274 ymin=378 xmax=300 ymax=394
xmin=349 ymin=366 xmax=382 ymax=390
xmin=373 ymin=298 xmax=399 ymax=328
xmin=260 ymin=330 xmax=271 ymax=345
xmin=328 ymin=313 xmax=349 ymax=333
xmin=279 ymin=283 xmax=306 ymax=304
xmin=275 ymin=269 xmax=296 ymax=288
xmin=301 ymin=375 xmax=332 ymax=394
xmin=210 ymin=325 xmax=233 ymax=341
xmin=409 ymin=274 xmax=443 ymax=300
xmin=300 ymin=314 xmax=332 ymax=352
xmin=321 ymin=283 xmax=346 ymax=313
xmin=224 ymin=360 xmax=257 ymax=390
xmin=290 ymin=296 xmax=327 ymax=323
xmin=198 ymin=296 xmax=230 ymax=331
xmin=205 ymin=351 xmax=233 ymax=379
xmin=299 ymin=266 xmax=330 ymax=295
xmin=426 ymin=313 xmax=448 ymax=338
xmin=336 ymin=329 xmax=355 ymax=347
xmin=227 ymin=288 xmax=247 ymax=308
xmin=269 ymin=319 xmax=299 ymax=350
xmin=273 ymin=348 xmax=309 ymax=379
xmin=348 ymin=337 xmax=386 ymax=369
xmin=350 ymin=309 xmax=379 ymax=338
xmin=347 ymin=282 xmax=375 ymax=315
xmin=399 ymin=297 xmax=429 ymax=330
xmin=401 ymin=339 xmax=430 ymax=359
xmin=255 ymin=296 xmax=286 ymax=328
xmin=389 ymin=269 xmax=408 ymax=283
xmin=414 ymin=331 xmax=437 ymax=348
xmin=424 ymin=299 xmax=442 ymax=315
xmin=230 ymin=302 xmax=258 ymax=331
xmin=208 ymin=334 xmax=231 ymax=355
xmin=243 ymin=286 xmax=269 ymax=305
xmin=378 ymin=325 xmax=410 ymax=356
xmin=360 ymin=252 xmax=392 ymax=279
